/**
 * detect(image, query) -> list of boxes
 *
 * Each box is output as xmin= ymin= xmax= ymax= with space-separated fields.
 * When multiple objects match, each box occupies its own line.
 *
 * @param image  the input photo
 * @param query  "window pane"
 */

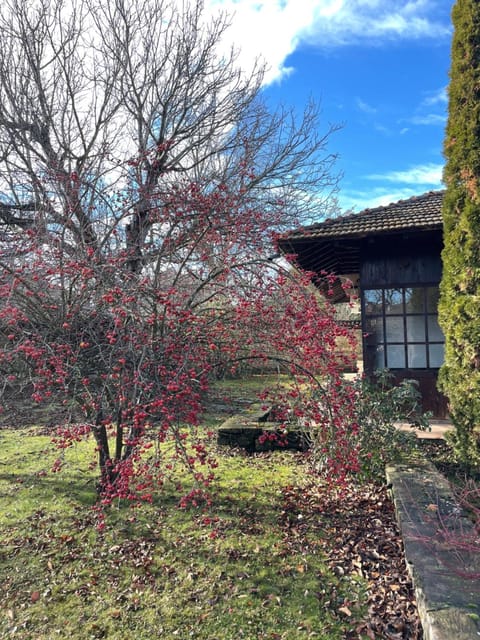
xmin=363 ymin=285 xmax=444 ymax=371
xmin=364 ymin=289 xmax=383 ymax=315
xmin=385 ymin=316 xmax=404 ymax=342
xmin=407 ymin=344 xmax=427 ymax=368
xmin=405 ymin=288 xmax=425 ymax=313
xmin=374 ymin=345 xmax=386 ymax=369
xmin=429 ymin=343 xmax=445 ymax=368
xmin=384 ymin=289 xmax=403 ymax=314
xmin=386 ymin=345 xmax=405 ymax=368
xmin=428 ymin=316 xmax=444 ymax=342
xmin=426 ymin=287 xmax=440 ymax=313
xmin=365 ymin=317 xmax=384 ymax=342
xmin=406 ymin=316 xmax=426 ymax=341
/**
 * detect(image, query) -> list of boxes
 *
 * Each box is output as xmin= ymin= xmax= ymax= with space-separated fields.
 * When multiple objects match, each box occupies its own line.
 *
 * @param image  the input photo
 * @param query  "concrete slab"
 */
xmin=386 ymin=460 xmax=480 ymax=640
xmin=396 ymin=419 xmax=454 ymax=440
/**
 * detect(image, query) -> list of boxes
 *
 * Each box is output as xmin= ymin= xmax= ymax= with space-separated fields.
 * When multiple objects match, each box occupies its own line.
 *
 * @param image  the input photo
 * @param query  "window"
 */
xmin=363 ymin=286 xmax=444 ymax=369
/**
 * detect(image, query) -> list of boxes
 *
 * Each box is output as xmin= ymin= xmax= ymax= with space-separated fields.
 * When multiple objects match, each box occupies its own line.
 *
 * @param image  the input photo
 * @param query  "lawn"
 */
xmin=0 ymin=427 xmax=372 ymax=640
xmin=0 ymin=376 xmax=423 ymax=639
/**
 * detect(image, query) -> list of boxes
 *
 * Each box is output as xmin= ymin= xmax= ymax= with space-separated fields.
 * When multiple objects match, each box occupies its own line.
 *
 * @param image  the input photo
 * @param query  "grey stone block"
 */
xmin=387 ymin=460 xmax=480 ymax=640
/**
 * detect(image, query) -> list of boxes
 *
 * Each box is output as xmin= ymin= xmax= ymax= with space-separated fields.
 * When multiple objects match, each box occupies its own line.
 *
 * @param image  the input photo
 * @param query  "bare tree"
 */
xmin=0 ymin=0 xmax=339 ymax=269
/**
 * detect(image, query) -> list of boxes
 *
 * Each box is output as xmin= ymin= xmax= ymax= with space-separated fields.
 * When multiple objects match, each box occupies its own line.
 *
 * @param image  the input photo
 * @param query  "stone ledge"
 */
xmin=217 ymin=405 xmax=310 ymax=452
xmin=386 ymin=460 xmax=480 ymax=640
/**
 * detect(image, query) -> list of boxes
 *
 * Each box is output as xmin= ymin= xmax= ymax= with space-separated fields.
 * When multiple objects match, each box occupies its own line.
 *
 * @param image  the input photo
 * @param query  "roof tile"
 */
xmin=284 ymin=190 xmax=444 ymax=240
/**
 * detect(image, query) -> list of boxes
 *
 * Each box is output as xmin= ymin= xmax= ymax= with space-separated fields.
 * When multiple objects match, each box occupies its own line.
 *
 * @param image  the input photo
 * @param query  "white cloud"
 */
xmin=303 ymin=0 xmax=451 ymax=47
xmin=422 ymin=87 xmax=448 ymax=106
xmin=204 ymin=0 xmax=320 ymax=83
xmin=339 ymin=187 xmax=420 ymax=212
xmin=202 ymin=0 xmax=451 ymax=84
xmin=367 ymin=162 xmax=444 ymax=186
xmin=374 ymin=123 xmax=391 ymax=135
xmin=339 ymin=162 xmax=444 ymax=212
xmin=356 ymin=98 xmax=377 ymax=114
xmin=402 ymin=88 xmax=447 ymax=129
xmin=410 ymin=113 xmax=447 ymax=126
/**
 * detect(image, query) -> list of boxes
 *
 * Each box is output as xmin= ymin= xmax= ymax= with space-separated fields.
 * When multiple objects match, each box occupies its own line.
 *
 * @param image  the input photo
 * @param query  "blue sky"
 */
xmin=205 ymin=0 xmax=454 ymax=215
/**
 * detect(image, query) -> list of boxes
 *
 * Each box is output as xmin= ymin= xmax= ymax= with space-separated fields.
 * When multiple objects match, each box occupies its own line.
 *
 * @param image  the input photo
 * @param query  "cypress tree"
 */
xmin=439 ymin=0 xmax=480 ymax=462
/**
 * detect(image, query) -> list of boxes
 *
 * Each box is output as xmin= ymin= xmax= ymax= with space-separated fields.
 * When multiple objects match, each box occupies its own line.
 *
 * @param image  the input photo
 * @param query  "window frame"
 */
xmin=362 ymin=285 xmax=444 ymax=370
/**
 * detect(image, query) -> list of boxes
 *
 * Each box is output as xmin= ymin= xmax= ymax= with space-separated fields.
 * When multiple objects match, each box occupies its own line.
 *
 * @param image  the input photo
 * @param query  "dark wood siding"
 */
xmin=359 ymin=231 xmax=447 ymax=418
xmin=360 ymin=234 xmax=442 ymax=288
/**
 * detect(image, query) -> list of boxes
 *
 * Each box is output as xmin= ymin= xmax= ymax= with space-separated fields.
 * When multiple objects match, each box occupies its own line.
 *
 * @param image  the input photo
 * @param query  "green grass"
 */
xmin=0 ymin=427 xmax=369 ymax=640
xmin=212 ymin=373 xmax=291 ymax=395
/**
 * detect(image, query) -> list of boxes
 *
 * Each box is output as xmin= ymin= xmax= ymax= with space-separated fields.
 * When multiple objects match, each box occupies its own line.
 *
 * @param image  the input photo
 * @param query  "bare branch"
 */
xmin=0 ymin=0 xmax=340 ymax=267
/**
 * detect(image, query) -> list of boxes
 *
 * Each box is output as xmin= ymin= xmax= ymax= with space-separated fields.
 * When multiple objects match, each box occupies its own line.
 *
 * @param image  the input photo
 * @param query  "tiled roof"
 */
xmin=284 ymin=190 xmax=444 ymax=241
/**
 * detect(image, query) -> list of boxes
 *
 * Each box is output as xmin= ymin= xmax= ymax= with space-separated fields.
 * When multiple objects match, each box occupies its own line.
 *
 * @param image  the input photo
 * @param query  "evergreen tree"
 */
xmin=439 ymin=0 xmax=480 ymax=462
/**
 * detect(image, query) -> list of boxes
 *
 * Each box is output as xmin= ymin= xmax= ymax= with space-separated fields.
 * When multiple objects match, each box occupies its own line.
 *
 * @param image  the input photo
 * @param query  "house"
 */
xmin=278 ymin=190 xmax=448 ymax=417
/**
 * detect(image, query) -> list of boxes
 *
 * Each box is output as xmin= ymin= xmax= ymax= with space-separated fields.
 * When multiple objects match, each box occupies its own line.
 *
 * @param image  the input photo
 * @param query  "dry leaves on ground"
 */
xmin=280 ymin=481 xmax=423 ymax=640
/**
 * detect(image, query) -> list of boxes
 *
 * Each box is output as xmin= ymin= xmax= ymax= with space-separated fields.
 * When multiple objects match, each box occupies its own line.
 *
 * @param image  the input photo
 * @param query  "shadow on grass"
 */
xmin=0 ymin=470 xmax=97 ymax=517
